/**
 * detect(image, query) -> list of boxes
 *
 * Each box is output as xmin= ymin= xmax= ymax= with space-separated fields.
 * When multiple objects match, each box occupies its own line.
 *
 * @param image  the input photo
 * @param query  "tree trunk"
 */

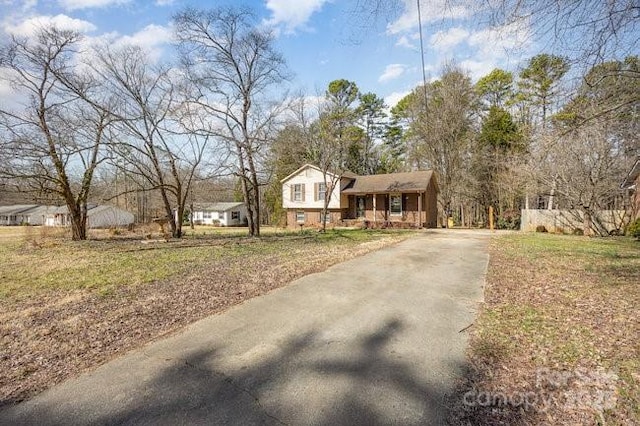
xmin=68 ymin=202 xmax=87 ymax=241
xmin=245 ymin=148 xmax=261 ymax=237
xmin=189 ymin=202 xmax=195 ymax=230
xmin=235 ymin=145 xmax=257 ymax=237
xmin=173 ymin=204 xmax=184 ymax=238
xmin=583 ymin=208 xmax=592 ymax=236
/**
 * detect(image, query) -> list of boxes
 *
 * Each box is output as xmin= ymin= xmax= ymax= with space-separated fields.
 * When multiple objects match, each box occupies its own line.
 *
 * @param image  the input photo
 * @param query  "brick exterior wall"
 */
xmin=286 ymin=209 xmax=342 ymax=229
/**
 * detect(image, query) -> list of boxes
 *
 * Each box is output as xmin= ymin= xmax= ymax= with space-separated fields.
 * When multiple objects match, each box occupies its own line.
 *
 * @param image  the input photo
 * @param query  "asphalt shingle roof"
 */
xmin=341 ymin=170 xmax=435 ymax=194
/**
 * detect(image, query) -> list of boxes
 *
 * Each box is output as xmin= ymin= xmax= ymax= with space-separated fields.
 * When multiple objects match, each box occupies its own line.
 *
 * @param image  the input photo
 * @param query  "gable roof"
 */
xmin=342 ymin=170 xmax=436 ymax=194
xmin=22 ymin=205 xmax=57 ymax=215
xmin=0 ymin=204 xmax=40 ymax=215
xmin=193 ymin=202 xmax=245 ymax=212
xmin=280 ymin=164 xmax=357 ymax=183
xmin=52 ymin=204 xmax=100 ymax=214
xmin=620 ymin=158 xmax=640 ymax=189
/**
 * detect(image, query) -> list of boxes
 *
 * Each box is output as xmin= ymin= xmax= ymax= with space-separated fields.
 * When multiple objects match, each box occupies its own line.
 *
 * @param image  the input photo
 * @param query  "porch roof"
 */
xmin=341 ymin=170 xmax=435 ymax=194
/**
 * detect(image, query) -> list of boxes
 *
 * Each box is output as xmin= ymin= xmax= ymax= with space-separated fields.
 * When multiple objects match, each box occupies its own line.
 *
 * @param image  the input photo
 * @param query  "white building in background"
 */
xmin=185 ymin=202 xmax=247 ymax=227
xmin=0 ymin=205 xmax=56 ymax=225
xmin=0 ymin=204 xmax=134 ymax=227
xmin=45 ymin=205 xmax=134 ymax=228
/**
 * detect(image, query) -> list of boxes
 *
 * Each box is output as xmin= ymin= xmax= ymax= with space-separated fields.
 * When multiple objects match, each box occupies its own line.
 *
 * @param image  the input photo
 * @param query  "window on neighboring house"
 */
xmin=203 ymin=211 xmax=212 ymax=219
xmin=293 ymin=183 xmax=304 ymax=201
xmin=231 ymin=211 xmax=240 ymax=220
xmin=296 ymin=211 xmax=305 ymax=223
xmin=390 ymin=194 xmax=402 ymax=215
xmin=317 ymin=182 xmax=327 ymax=201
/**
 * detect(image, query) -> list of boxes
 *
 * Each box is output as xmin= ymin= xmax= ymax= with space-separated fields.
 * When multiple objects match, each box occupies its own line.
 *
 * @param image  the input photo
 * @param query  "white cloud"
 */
xmin=75 ymin=24 xmax=173 ymax=65
xmin=116 ymin=24 xmax=172 ymax=50
xmin=155 ymin=0 xmax=175 ymax=5
xmin=458 ymin=59 xmax=497 ymax=81
xmin=378 ymin=64 xmax=407 ymax=83
xmin=4 ymin=14 xmax=96 ymax=36
xmin=429 ymin=27 xmax=469 ymax=51
xmin=58 ymin=0 xmax=129 ymax=11
xmin=0 ymin=67 xmax=15 ymax=96
xmin=395 ymin=35 xmax=416 ymax=50
xmin=263 ymin=0 xmax=329 ymax=34
xmin=387 ymin=0 xmax=470 ymax=35
xmin=384 ymin=90 xmax=411 ymax=109
xmin=468 ymin=21 xmax=532 ymax=60
xmin=0 ymin=0 xmax=37 ymax=12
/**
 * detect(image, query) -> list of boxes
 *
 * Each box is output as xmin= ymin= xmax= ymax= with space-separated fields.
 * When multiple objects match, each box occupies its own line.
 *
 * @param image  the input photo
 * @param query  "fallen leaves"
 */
xmin=451 ymin=234 xmax=639 ymax=426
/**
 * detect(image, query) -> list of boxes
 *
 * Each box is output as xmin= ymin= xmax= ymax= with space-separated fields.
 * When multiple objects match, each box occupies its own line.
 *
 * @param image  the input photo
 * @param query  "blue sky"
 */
xmin=0 ymin=0 xmax=537 ymax=109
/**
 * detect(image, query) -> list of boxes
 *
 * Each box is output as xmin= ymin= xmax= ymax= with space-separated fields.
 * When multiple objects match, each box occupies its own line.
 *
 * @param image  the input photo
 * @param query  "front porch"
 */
xmin=340 ymin=192 xmax=436 ymax=228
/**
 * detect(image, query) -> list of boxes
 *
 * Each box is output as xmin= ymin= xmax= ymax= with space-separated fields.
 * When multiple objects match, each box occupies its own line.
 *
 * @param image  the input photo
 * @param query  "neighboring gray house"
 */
xmin=45 ymin=205 xmax=134 ymax=228
xmin=0 ymin=204 xmax=39 ymax=225
xmin=21 ymin=205 xmax=57 ymax=225
xmin=185 ymin=202 xmax=247 ymax=227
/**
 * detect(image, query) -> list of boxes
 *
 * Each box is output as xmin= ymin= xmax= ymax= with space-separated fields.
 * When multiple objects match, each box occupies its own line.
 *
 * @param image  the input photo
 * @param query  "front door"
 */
xmin=356 ymin=196 xmax=366 ymax=218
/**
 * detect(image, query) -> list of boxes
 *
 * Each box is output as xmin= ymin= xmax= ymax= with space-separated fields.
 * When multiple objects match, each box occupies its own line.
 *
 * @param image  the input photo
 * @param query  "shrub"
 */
xmin=497 ymin=209 xmax=521 ymax=230
xmin=535 ymin=225 xmax=548 ymax=233
xmin=572 ymin=228 xmax=584 ymax=236
xmin=627 ymin=218 xmax=640 ymax=239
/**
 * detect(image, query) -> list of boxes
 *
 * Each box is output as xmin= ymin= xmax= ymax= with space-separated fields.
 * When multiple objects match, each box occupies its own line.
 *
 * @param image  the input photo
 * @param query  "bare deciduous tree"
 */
xmin=405 ymin=65 xmax=477 ymax=224
xmin=174 ymin=7 xmax=290 ymax=237
xmin=83 ymin=44 xmax=209 ymax=238
xmin=0 ymin=28 xmax=112 ymax=240
xmin=529 ymin=123 xmax=632 ymax=235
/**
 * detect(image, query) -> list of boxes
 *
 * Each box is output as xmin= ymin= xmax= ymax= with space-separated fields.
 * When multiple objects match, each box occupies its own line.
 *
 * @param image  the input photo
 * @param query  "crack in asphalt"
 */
xmin=183 ymin=360 xmax=288 ymax=426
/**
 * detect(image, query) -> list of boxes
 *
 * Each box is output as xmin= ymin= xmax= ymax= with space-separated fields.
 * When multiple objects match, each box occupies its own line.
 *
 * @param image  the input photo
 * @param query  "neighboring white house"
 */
xmin=186 ymin=202 xmax=247 ymax=227
xmin=45 ymin=204 xmax=134 ymax=228
xmin=22 ymin=205 xmax=57 ymax=225
xmin=0 ymin=204 xmax=39 ymax=225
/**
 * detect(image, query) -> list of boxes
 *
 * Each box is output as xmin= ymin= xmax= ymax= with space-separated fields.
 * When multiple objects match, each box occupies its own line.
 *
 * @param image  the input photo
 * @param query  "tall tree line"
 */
xmin=382 ymin=55 xmax=637 ymax=232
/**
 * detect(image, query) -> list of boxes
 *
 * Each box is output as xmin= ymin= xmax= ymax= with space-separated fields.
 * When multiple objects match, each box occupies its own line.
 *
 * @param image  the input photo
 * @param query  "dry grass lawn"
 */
xmin=0 ymin=225 xmax=413 ymax=407
xmin=452 ymin=233 xmax=639 ymax=426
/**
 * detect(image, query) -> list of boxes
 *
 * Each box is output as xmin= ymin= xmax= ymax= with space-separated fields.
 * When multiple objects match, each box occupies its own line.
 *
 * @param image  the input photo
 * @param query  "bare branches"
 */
xmin=175 ymin=6 xmax=290 ymax=236
xmin=0 ymin=27 xmax=111 ymax=240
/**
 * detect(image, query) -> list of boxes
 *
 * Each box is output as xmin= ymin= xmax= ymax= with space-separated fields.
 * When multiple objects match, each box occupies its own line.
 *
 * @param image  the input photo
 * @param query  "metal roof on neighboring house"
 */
xmin=192 ymin=202 xmax=245 ymax=212
xmin=51 ymin=204 xmax=100 ymax=214
xmin=0 ymin=204 xmax=40 ymax=215
xmin=341 ymin=170 xmax=436 ymax=194
xmin=22 ymin=205 xmax=57 ymax=215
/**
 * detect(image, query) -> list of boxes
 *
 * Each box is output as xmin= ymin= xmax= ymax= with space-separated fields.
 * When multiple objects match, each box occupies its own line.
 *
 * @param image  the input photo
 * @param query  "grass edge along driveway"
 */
xmin=452 ymin=233 xmax=639 ymax=426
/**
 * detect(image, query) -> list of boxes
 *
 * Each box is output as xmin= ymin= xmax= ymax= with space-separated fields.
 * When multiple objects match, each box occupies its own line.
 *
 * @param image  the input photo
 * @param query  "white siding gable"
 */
xmin=282 ymin=166 xmax=342 ymax=209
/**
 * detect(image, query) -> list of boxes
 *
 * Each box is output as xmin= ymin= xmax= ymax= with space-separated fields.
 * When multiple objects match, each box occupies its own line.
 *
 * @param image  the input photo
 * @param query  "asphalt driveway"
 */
xmin=1 ymin=229 xmax=491 ymax=426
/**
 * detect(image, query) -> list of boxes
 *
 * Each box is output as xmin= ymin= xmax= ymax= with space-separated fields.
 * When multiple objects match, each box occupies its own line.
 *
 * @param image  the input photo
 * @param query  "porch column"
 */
xmin=373 ymin=194 xmax=377 ymax=224
xmin=418 ymin=192 xmax=423 ymax=228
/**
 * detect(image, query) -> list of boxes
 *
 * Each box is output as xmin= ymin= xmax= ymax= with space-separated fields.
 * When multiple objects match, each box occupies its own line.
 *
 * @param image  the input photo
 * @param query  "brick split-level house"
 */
xmin=281 ymin=164 xmax=438 ymax=229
